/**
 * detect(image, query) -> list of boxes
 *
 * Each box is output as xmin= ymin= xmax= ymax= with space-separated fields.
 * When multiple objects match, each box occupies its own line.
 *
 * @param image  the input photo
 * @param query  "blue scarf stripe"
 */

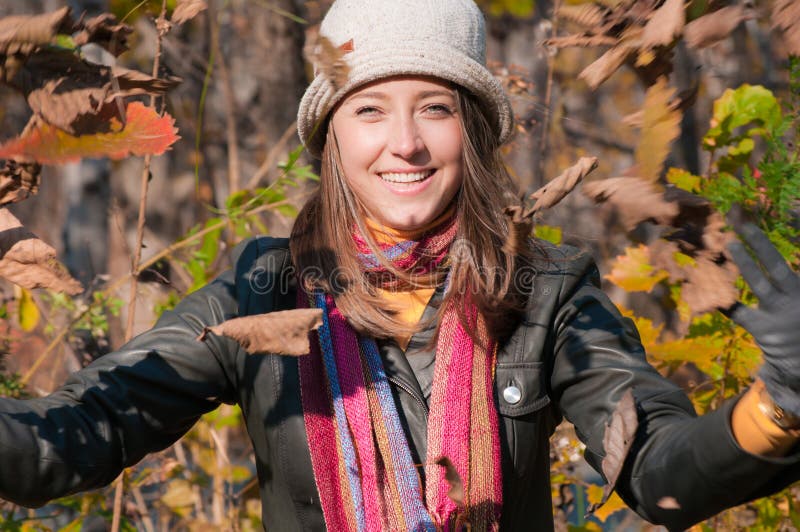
xmin=358 ymin=240 xmax=416 ymax=269
xmin=315 ymin=292 xmax=367 ymax=532
xmin=359 ymin=337 xmax=437 ymax=532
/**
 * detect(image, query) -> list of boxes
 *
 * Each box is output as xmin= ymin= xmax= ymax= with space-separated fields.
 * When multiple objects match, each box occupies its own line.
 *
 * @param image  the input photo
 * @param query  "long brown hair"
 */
xmin=290 ymin=85 xmax=535 ymax=343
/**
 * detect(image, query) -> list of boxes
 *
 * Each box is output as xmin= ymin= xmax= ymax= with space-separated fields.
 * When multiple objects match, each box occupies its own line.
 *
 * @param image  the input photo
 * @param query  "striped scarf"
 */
xmin=298 ymin=215 xmax=503 ymax=531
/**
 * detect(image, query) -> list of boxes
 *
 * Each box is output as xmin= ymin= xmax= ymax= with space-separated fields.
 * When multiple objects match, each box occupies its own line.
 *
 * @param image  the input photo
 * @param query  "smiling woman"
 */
xmin=0 ymin=0 xmax=799 ymax=530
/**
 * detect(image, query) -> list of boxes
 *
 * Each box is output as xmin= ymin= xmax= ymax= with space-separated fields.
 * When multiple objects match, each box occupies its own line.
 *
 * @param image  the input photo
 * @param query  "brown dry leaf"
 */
xmin=648 ymin=239 xmax=687 ymax=282
xmin=0 ymin=160 xmax=40 ymax=206
xmin=172 ymin=0 xmax=208 ymax=25
xmin=0 ymin=7 xmax=73 ymax=56
xmin=635 ymin=77 xmax=681 ymax=182
xmin=587 ymin=389 xmax=638 ymax=513
xmin=683 ymin=5 xmax=753 ymax=49
xmin=435 ymin=457 xmax=465 ymax=507
xmin=680 ymin=253 xmax=739 ymax=316
xmin=583 ymin=177 xmax=678 ymax=230
xmin=657 ymin=496 xmax=681 ymax=510
xmin=304 ymin=30 xmax=351 ymax=90
xmin=580 ymin=45 xmax=632 ymax=90
xmin=771 ymin=0 xmax=800 ymax=57
xmin=197 ymin=309 xmax=324 ymax=355
xmin=73 ymin=13 xmax=132 ymax=56
xmin=0 ymin=208 xmax=83 ymax=294
xmin=641 ymin=0 xmax=685 ymax=49
xmin=545 ymin=34 xmax=619 ymax=48
xmin=556 ymin=4 xmax=607 ymax=29
xmin=503 ymin=205 xmax=534 ymax=256
xmin=13 ymin=49 xmax=179 ymax=135
xmin=529 ymin=156 xmax=599 ymax=212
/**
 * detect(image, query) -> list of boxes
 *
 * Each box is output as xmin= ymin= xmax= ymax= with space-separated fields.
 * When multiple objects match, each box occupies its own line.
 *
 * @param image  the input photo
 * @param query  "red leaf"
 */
xmin=0 ymin=102 xmax=179 ymax=164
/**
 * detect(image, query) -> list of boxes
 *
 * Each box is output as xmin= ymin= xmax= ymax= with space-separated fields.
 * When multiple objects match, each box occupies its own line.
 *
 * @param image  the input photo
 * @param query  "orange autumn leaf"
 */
xmin=0 ymin=101 xmax=179 ymax=164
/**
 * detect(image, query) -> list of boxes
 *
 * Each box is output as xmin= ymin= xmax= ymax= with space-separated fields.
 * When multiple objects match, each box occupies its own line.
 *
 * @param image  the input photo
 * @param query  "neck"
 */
xmin=363 ymin=205 xmax=457 ymax=245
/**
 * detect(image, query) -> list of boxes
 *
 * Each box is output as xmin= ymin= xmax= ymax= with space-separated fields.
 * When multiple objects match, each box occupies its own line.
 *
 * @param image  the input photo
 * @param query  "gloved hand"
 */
xmin=726 ymin=217 xmax=800 ymax=419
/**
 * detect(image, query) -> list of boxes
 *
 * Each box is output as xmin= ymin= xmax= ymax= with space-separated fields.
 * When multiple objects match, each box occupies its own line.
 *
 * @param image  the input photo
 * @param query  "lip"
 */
xmin=375 ymin=169 xmax=436 ymax=195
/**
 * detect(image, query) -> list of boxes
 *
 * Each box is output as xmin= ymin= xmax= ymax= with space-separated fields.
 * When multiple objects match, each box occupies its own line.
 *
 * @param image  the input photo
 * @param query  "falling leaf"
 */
xmin=529 ymin=156 xmax=599 ymax=212
xmin=771 ymin=0 xmax=800 ymax=56
xmin=172 ymin=0 xmax=208 ymax=25
xmin=0 ymin=209 xmax=83 ymax=294
xmin=0 ymin=101 xmax=179 ymax=164
xmin=583 ymin=177 xmax=678 ymax=230
xmin=16 ymin=286 xmax=40 ymax=332
xmin=72 ymin=13 xmax=132 ymax=56
xmin=0 ymin=160 xmax=40 ymax=206
xmin=197 ymin=308 xmax=324 ymax=355
xmin=683 ymin=5 xmax=753 ymax=49
xmin=304 ymin=30 xmax=351 ymax=90
xmin=635 ymin=77 xmax=681 ymax=182
xmin=586 ymin=487 xmax=628 ymax=523
xmin=0 ymin=7 xmax=73 ymax=56
xmin=11 ymin=49 xmax=180 ymax=136
xmin=435 ymin=456 xmax=465 ymax=507
xmin=679 ymin=253 xmax=739 ymax=316
xmin=641 ymin=0 xmax=685 ymax=49
xmin=580 ymin=45 xmax=632 ymax=90
xmin=556 ymin=4 xmax=606 ymax=29
xmin=503 ymin=205 xmax=534 ymax=256
xmin=657 ymin=496 xmax=681 ymax=510
xmin=587 ymin=389 xmax=638 ymax=513
xmin=605 ymin=244 xmax=669 ymax=292
xmin=545 ymin=35 xmax=619 ymax=48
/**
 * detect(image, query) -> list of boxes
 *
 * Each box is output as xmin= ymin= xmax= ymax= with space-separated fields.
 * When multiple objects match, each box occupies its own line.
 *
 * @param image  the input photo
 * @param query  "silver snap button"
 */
xmin=503 ymin=385 xmax=522 ymax=405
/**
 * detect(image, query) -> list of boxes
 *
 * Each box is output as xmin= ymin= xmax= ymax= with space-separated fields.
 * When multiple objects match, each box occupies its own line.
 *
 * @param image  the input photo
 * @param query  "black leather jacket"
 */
xmin=1 ymin=237 xmax=798 ymax=531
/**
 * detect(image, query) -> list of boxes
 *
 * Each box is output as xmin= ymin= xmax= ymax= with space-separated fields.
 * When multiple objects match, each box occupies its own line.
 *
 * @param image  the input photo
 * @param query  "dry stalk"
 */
xmin=536 ymin=0 xmax=562 ymax=188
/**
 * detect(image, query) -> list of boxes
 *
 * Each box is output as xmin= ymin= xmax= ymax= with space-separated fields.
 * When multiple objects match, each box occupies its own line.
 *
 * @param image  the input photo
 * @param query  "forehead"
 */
xmin=341 ymin=75 xmax=456 ymax=103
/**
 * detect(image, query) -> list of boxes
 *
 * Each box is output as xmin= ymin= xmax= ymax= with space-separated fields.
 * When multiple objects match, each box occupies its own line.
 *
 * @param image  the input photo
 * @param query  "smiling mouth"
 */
xmin=378 ymin=169 xmax=435 ymax=184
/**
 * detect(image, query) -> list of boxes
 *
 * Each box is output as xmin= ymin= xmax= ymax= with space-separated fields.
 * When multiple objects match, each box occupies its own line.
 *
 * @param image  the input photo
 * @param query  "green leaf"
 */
xmin=666 ymin=167 xmax=700 ymax=192
xmin=534 ymin=224 xmax=563 ymax=245
xmin=704 ymin=85 xmax=782 ymax=149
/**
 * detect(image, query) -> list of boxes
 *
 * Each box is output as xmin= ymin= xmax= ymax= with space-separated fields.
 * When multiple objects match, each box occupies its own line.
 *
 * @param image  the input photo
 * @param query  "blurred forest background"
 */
xmin=0 ymin=0 xmax=798 ymax=530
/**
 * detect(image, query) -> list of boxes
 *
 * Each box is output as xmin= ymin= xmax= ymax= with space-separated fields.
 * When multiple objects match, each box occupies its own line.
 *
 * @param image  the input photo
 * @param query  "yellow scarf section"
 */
xmin=364 ymin=208 xmax=455 ymax=351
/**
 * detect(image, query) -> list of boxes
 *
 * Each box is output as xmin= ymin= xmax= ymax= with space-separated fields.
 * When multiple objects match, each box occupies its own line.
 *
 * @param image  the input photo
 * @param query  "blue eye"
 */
xmin=426 ymin=104 xmax=454 ymax=115
xmin=356 ymin=106 xmax=380 ymax=115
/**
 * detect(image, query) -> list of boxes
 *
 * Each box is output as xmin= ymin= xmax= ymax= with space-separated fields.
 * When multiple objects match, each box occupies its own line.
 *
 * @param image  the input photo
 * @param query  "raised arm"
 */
xmin=547 ymin=253 xmax=800 ymax=530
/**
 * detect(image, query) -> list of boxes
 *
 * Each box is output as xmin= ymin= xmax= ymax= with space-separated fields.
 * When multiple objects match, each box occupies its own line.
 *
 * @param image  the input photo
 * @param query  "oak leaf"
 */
xmin=556 ymin=4 xmax=606 ymax=29
xmin=587 ymin=389 xmax=637 ymax=513
xmin=683 ymin=5 xmax=754 ymax=49
xmin=0 ymin=208 xmax=83 ymax=294
xmin=0 ymin=160 xmax=40 ymax=206
xmin=582 ymin=177 xmax=678 ymax=230
xmin=172 ymin=0 xmax=208 ymax=26
xmin=304 ymin=30 xmax=351 ymax=90
xmin=0 ymin=101 xmax=179 ymax=164
xmin=72 ymin=13 xmax=132 ymax=56
xmin=544 ymin=35 xmax=619 ymax=48
xmin=197 ymin=308 xmax=324 ymax=355
xmin=435 ymin=456 xmax=465 ymax=507
xmin=528 ymin=156 xmax=599 ymax=212
xmin=580 ymin=45 xmax=632 ymax=90
xmin=679 ymin=252 xmax=739 ymax=316
xmin=0 ymin=7 xmax=73 ymax=56
xmin=641 ymin=0 xmax=685 ymax=49
xmin=12 ymin=49 xmax=180 ymax=136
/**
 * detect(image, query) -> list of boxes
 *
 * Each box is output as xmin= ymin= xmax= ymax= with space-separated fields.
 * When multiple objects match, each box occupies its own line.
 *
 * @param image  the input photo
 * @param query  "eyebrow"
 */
xmin=348 ymin=89 xmax=455 ymax=102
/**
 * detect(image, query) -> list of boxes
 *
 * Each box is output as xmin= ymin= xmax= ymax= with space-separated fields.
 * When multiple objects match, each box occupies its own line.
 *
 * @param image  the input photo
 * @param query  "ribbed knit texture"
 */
xmin=298 ymin=215 xmax=503 ymax=530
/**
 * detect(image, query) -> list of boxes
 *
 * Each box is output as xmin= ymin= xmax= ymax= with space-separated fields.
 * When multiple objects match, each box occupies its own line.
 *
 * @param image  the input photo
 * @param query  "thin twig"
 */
xmin=112 ymin=3 xmax=169 ymax=531
xmin=246 ymin=121 xmax=297 ymax=190
xmin=536 ymin=0 xmax=561 ymax=188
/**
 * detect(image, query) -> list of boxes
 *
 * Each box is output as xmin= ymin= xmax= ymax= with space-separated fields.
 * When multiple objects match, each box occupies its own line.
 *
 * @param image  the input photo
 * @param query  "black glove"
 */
xmin=726 ymin=218 xmax=800 ymax=418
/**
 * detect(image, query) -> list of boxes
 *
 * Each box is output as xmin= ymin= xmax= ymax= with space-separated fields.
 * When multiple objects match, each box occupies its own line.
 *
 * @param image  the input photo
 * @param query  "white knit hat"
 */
xmin=297 ymin=0 xmax=515 ymax=158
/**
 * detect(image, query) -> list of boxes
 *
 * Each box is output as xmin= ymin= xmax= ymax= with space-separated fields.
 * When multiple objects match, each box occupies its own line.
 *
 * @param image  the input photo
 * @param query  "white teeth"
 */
xmin=379 ymin=170 xmax=434 ymax=183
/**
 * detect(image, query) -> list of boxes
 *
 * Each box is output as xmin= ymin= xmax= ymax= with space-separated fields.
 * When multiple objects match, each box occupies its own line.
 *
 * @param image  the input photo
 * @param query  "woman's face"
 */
xmin=330 ymin=76 xmax=464 ymax=231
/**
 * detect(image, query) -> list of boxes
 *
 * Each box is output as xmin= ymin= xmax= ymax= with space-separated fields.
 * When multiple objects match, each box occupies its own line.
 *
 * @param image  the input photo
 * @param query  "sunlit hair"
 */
xmin=290 ymin=84 xmax=536 ymax=343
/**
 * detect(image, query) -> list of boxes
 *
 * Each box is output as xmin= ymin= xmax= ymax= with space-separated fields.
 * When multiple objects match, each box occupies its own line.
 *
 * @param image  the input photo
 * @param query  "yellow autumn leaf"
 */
xmin=586 ymin=485 xmax=628 ymax=523
xmin=606 ymin=245 xmax=669 ymax=292
xmin=635 ymin=77 xmax=682 ymax=182
xmin=16 ymin=286 xmax=40 ymax=332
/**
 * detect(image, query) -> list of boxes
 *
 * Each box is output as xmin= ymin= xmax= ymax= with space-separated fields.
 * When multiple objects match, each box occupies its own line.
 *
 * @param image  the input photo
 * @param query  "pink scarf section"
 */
xmin=297 ymin=215 xmax=503 ymax=530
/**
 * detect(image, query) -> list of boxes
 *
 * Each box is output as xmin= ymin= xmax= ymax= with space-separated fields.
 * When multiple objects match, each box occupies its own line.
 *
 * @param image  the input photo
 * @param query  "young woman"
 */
xmin=1 ymin=0 xmax=799 ymax=530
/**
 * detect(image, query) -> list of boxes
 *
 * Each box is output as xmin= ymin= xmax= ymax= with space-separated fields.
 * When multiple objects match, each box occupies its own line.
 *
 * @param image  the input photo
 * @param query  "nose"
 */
xmin=388 ymin=115 xmax=424 ymax=159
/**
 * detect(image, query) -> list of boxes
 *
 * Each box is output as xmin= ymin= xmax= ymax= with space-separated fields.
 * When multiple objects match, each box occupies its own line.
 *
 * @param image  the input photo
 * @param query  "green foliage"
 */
xmin=476 ymin=0 xmax=536 ymax=18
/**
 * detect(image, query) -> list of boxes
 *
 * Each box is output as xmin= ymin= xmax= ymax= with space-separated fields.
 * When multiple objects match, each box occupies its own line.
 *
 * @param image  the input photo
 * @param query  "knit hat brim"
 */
xmin=297 ymin=42 xmax=514 ymax=159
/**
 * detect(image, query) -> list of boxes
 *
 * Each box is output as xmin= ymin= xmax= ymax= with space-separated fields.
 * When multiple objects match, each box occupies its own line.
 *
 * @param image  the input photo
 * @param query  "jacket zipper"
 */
xmin=388 ymin=376 xmax=429 ymax=420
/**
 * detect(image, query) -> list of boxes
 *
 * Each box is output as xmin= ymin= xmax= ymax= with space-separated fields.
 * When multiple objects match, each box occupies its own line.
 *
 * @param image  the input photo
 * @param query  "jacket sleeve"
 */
xmin=0 ymin=269 xmax=243 ymax=507
xmin=547 ymin=252 xmax=800 ymax=530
